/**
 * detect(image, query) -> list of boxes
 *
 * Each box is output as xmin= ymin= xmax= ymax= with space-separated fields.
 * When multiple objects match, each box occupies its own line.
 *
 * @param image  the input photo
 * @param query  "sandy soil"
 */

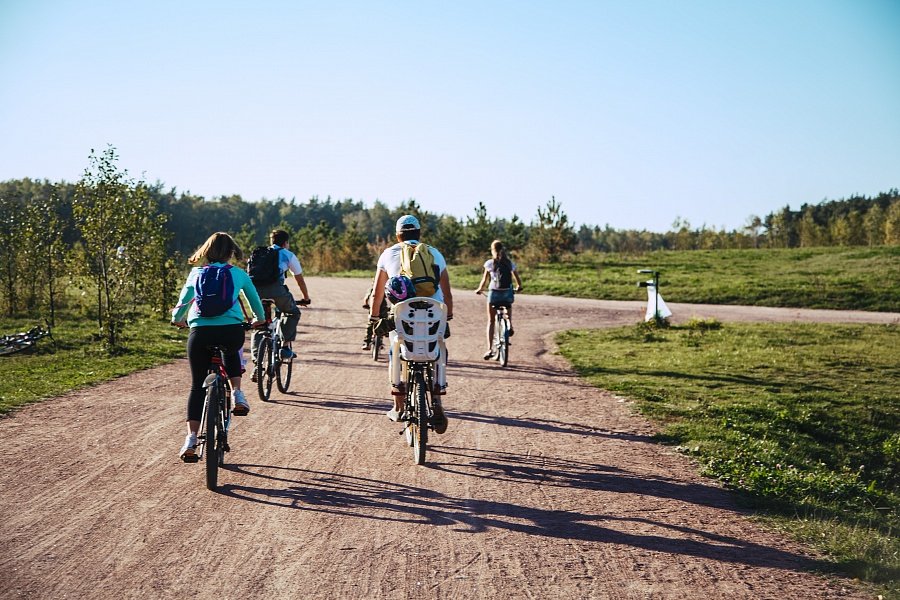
xmin=1 ymin=276 xmax=896 ymax=600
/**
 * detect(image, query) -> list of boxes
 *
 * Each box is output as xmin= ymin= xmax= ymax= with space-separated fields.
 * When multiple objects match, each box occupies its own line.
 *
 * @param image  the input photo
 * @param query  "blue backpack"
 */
xmin=195 ymin=264 xmax=236 ymax=317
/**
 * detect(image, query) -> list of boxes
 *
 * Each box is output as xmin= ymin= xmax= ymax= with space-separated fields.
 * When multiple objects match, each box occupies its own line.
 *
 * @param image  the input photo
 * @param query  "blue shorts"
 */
xmin=487 ymin=288 xmax=514 ymax=307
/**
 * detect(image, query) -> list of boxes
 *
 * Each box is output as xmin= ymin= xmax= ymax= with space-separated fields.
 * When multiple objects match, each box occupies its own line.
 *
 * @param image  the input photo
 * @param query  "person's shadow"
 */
xmin=218 ymin=454 xmax=833 ymax=577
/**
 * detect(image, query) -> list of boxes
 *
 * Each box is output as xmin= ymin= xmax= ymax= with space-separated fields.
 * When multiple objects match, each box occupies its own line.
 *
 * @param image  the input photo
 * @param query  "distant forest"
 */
xmin=2 ymin=177 xmax=898 ymax=270
xmin=2 ymin=147 xmax=895 ymax=345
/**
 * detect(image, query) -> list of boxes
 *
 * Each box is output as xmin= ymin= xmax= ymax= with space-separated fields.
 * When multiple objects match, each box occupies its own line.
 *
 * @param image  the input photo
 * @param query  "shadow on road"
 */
xmin=266 ymin=391 xmax=386 ymax=415
xmin=217 ymin=458 xmax=828 ymax=576
xmin=262 ymin=390 xmax=648 ymax=443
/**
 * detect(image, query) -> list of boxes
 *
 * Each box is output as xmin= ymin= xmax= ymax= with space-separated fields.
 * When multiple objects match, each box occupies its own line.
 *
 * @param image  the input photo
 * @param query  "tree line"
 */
xmin=1 ymin=145 xmax=897 ymax=349
xmin=576 ymin=189 xmax=900 ymax=252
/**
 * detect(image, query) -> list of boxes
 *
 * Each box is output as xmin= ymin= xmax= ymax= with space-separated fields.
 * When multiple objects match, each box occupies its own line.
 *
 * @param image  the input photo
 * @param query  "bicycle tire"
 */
xmin=499 ymin=316 xmax=509 ymax=367
xmin=403 ymin=371 xmax=415 ymax=448
xmin=276 ymin=340 xmax=293 ymax=393
xmin=205 ymin=381 xmax=221 ymax=490
xmin=494 ymin=314 xmax=503 ymax=362
xmin=256 ymin=340 xmax=273 ymax=401
xmin=411 ymin=370 xmax=428 ymax=465
xmin=372 ymin=335 xmax=381 ymax=361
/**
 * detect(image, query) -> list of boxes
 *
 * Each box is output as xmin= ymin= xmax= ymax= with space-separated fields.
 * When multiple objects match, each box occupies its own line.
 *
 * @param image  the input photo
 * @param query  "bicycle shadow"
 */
xmin=216 ymin=462 xmax=830 ymax=576
xmin=425 ymin=445 xmax=735 ymax=510
xmin=265 ymin=391 xmax=388 ymax=415
xmin=263 ymin=388 xmax=646 ymax=441
xmin=440 ymin=410 xmax=656 ymax=442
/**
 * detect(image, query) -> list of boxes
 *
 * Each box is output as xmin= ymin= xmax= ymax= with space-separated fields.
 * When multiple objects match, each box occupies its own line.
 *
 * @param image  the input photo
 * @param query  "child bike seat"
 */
xmin=392 ymin=297 xmax=447 ymax=363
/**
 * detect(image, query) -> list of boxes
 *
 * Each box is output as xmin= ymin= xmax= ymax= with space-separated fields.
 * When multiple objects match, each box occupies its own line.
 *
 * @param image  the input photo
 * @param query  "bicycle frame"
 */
xmin=491 ymin=304 xmax=511 ymax=367
xmin=371 ymin=331 xmax=385 ymax=361
xmin=255 ymin=300 xmax=294 ymax=400
xmin=197 ymin=347 xmax=232 ymax=490
xmin=401 ymin=359 xmax=435 ymax=465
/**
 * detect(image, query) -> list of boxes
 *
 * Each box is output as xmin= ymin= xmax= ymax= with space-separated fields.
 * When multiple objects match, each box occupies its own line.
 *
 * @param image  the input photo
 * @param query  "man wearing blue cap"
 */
xmin=368 ymin=214 xmax=453 ymax=433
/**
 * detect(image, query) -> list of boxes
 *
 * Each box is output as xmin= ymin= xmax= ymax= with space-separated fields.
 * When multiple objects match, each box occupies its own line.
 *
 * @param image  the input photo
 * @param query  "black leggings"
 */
xmin=185 ymin=325 xmax=245 ymax=422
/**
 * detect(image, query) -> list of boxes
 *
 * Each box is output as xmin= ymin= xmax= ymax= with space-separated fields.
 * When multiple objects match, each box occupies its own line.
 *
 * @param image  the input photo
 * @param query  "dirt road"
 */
xmin=1 ymin=277 xmax=896 ymax=599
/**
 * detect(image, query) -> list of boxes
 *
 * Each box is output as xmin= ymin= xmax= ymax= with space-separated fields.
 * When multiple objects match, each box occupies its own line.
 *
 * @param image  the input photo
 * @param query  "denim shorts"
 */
xmin=487 ymin=288 xmax=514 ymax=306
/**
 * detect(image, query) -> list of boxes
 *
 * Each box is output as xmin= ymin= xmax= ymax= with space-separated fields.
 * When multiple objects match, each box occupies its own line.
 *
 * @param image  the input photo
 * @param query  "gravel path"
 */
xmin=1 ymin=276 xmax=894 ymax=599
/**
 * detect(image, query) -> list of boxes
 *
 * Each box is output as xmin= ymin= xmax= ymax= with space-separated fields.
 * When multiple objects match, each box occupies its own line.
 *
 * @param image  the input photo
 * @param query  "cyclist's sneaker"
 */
xmin=483 ymin=350 xmax=495 ymax=360
xmin=280 ymin=347 xmax=297 ymax=360
xmin=432 ymin=399 xmax=448 ymax=434
xmin=232 ymin=390 xmax=250 ymax=416
xmin=179 ymin=433 xmax=198 ymax=462
xmin=362 ymin=339 xmax=371 ymax=351
xmin=386 ymin=407 xmax=406 ymax=422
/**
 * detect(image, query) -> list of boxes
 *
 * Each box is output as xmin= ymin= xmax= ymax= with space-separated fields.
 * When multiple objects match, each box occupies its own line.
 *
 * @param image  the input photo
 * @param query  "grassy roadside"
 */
xmin=449 ymin=246 xmax=900 ymax=312
xmin=557 ymin=321 xmax=900 ymax=593
xmin=0 ymin=316 xmax=186 ymax=414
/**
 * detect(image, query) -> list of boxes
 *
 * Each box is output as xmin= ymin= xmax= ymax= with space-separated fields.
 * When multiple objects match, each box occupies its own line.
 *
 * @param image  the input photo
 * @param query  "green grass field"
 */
xmin=450 ymin=246 xmax=900 ymax=312
xmin=557 ymin=320 xmax=900 ymax=592
xmin=0 ymin=316 xmax=186 ymax=414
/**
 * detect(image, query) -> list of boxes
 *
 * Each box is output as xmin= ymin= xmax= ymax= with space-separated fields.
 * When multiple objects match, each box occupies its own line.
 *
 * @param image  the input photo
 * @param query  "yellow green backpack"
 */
xmin=399 ymin=242 xmax=439 ymax=297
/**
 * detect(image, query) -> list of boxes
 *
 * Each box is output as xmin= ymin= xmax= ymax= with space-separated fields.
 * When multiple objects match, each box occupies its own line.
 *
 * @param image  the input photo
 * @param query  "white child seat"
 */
xmin=392 ymin=297 xmax=447 ymax=362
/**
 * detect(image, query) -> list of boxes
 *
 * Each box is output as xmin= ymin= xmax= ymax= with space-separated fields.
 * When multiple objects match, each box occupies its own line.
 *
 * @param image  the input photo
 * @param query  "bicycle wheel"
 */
xmin=411 ymin=370 xmax=428 ymax=465
xmin=493 ymin=314 xmax=503 ymax=362
xmin=498 ymin=316 xmax=509 ymax=367
xmin=276 ymin=339 xmax=293 ymax=393
xmin=205 ymin=381 xmax=222 ymax=490
xmin=256 ymin=340 xmax=273 ymax=401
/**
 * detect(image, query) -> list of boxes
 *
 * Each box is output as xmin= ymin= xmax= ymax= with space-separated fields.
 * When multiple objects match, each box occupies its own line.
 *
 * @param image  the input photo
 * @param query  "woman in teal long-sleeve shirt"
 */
xmin=171 ymin=232 xmax=265 ymax=461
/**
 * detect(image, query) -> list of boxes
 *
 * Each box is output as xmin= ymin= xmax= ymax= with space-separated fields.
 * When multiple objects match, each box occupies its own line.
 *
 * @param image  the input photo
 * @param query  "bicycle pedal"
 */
xmin=181 ymin=454 xmax=199 ymax=463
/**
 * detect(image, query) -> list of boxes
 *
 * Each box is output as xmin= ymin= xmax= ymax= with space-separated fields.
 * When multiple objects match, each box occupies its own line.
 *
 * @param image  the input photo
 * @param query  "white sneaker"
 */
xmin=386 ymin=407 xmax=405 ymax=422
xmin=179 ymin=433 xmax=198 ymax=461
xmin=233 ymin=389 xmax=250 ymax=416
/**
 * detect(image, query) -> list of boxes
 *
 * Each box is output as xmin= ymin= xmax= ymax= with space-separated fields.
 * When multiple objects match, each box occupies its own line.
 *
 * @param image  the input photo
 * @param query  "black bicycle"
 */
xmin=368 ymin=299 xmax=388 ymax=361
xmin=371 ymin=331 xmax=385 ymax=361
xmin=392 ymin=297 xmax=447 ymax=465
xmin=0 ymin=325 xmax=51 ymax=356
xmin=255 ymin=298 xmax=308 ymax=400
xmin=402 ymin=359 xmax=437 ymax=465
xmin=182 ymin=343 xmax=233 ymax=491
xmin=491 ymin=303 xmax=511 ymax=367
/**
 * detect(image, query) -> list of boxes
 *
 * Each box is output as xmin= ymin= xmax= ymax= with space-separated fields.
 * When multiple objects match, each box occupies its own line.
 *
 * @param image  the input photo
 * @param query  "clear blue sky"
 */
xmin=1 ymin=0 xmax=898 ymax=232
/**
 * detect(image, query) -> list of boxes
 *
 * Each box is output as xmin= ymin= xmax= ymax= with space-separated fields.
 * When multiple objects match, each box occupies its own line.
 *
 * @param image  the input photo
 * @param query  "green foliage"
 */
xmin=294 ymin=220 xmax=338 ymax=272
xmin=0 ymin=314 xmax=185 ymax=414
xmin=527 ymin=196 xmax=577 ymax=262
xmin=450 ymin=246 xmax=900 ymax=312
xmin=232 ymin=223 xmax=261 ymax=259
xmin=73 ymin=146 xmax=169 ymax=350
xmin=337 ymin=224 xmax=374 ymax=270
xmin=0 ymin=194 xmax=21 ymax=315
xmin=557 ymin=322 xmax=900 ymax=589
xmin=502 ymin=214 xmax=528 ymax=254
xmin=764 ymin=190 xmax=900 ymax=249
xmin=463 ymin=202 xmax=499 ymax=259
xmin=429 ymin=214 xmax=464 ymax=263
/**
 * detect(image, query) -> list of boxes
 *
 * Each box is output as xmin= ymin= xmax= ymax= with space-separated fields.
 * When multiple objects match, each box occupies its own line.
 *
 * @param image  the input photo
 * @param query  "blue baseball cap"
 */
xmin=395 ymin=214 xmax=421 ymax=233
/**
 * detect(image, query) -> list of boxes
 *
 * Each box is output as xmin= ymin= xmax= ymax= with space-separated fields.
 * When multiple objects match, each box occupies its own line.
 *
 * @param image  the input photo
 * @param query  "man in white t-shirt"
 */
xmin=368 ymin=215 xmax=453 ymax=433
xmin=251 ymin=229 xmax=312 ymax=366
